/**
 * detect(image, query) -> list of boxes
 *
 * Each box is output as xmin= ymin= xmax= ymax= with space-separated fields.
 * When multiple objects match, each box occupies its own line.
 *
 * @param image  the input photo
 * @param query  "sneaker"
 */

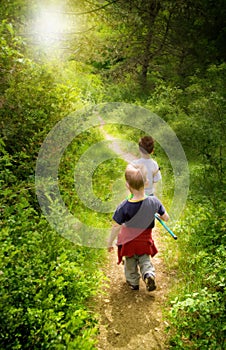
xmin=126 ymin=281 xmax=139 ymax=290
xmin=144 ymin=274 xmax=156 ymax=291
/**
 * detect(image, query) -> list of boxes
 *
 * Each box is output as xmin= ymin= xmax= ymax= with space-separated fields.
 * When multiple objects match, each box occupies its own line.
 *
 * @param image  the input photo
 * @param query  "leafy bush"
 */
xmin=166 ymin=194 xmax=226 ymax=349
xmin=169 ymin=287 xmax=225 ymax=349
xmin=0 ymin=20 xmax=108 ymax=348
xmin=0 ymin=197 xmax=104 ymax=349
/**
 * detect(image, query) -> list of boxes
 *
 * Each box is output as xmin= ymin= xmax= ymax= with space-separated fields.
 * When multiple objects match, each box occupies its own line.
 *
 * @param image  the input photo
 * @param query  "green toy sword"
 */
xmin=154 ymin=214 xmax=178 ymax=240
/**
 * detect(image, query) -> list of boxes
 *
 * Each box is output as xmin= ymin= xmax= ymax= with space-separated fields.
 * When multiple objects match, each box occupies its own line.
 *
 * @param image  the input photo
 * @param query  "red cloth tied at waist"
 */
xmin=117 ymin=226 xmax=158 ymax=265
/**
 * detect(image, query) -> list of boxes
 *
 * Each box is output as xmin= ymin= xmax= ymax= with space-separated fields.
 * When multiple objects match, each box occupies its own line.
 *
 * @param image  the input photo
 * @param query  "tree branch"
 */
xmin=52 ymin=0 xmax=118 ymax=16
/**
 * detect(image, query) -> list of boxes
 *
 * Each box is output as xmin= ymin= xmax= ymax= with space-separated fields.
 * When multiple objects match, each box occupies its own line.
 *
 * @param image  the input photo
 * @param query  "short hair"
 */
xmin=125 ymin=164 xmax=147 ymax=190
xmin=139 ymin=136 xmax=154 ymax=154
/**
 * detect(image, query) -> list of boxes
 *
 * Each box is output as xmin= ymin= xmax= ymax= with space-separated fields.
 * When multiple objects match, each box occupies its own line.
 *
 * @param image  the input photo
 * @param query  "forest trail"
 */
xmin=95 ymin=128 xmax=175 ymax=349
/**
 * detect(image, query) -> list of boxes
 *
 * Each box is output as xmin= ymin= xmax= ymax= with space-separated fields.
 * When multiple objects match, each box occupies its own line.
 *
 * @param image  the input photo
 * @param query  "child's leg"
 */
xmin=138 ymin=254 xmax=155 ymax=279
xmin=124 ymin=255 xmax=140 ymax=287
xmin=138 ymin=254 xmax=156 ymax=291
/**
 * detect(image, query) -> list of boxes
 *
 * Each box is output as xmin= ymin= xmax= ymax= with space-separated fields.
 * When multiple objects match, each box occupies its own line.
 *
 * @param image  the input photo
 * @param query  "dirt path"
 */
xmin=96 ymin=231 xmax=172 ymax=350
xmin=95 ymin=128 xmax=174 ymax=349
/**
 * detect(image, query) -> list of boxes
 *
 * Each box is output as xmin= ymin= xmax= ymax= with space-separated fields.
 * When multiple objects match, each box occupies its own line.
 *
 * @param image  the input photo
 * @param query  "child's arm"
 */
xmin=153 ymin=164 xmax=162 ymax=197
xmin=158 ymin=211 xmax=169 ymax=222
xmin=153 ymin=180 xmax=162 ymax=198
xmin=107 ymin=222 xmax=121 ymax=252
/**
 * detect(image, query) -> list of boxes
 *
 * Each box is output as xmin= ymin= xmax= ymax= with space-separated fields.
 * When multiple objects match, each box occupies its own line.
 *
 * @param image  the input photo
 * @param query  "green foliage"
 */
xmin=0 ymin=16 xmax=107 ymax=350
xmin=1 ymin=1 xmax=226 ymax=348
xmin=0 ymin=19 xmax=105 ymax=188
xmin=165 ymin=194 xmax=226 ymax=349
xmin=0 ymin=188 xmax=104 ymax=349
xmin=169 ymin=242 xmax=226 ymax=349
xmin=92 ymin=157 xmax=126 ymax=202
xmin=140 ymin=64 xmax=226 ymax=349
xmin=145 ymin=64 xmax=226 ymax=192
xmin=169 ymin=288 xmax=225 ymax=349
xmin=0 ymin=96 xmax=107 ymax=349
xmin=55 ymin=61 xmax=105 ymax=105
xmin=71 ymin=0 xmax=226 ymax=88
xmin=182 ymin=65 xmax=226 ymax=173
xmin=58 ymin=126 xmax=127 ymax=229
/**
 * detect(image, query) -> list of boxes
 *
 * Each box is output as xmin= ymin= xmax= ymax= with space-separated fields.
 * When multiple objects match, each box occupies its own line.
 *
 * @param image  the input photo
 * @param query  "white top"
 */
xmin=132 ymin=157 xmax=161 ymax=195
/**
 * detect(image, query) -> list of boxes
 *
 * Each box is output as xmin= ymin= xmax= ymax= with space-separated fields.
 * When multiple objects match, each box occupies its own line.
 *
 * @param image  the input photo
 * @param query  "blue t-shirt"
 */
xmin=113 ymin=196 xmax=165 ymax=230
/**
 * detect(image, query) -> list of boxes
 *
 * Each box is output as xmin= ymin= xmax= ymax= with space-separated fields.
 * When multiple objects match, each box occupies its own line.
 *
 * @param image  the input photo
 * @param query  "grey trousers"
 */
xmin=124 ymin=254 xmax=155 ymax=286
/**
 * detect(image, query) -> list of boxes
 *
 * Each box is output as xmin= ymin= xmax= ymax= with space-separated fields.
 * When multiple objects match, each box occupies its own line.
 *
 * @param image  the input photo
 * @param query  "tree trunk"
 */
xmin=141 ymin=0 xmax=161 ymax=88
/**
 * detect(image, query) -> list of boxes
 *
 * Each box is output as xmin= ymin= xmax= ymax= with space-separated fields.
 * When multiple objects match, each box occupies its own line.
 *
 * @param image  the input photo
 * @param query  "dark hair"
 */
xmin=139 ymin=136 xmax=154 ymax=154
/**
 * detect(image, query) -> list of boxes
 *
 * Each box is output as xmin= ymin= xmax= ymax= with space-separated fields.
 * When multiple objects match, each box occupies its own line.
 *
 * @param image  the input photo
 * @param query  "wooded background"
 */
xmin=0 ymin=1 xmax=225 ymax=349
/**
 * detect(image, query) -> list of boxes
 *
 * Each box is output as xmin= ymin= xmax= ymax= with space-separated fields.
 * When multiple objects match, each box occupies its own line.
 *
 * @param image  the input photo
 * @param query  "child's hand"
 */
xmin=108 ymin=247 xmax=114 ymax=252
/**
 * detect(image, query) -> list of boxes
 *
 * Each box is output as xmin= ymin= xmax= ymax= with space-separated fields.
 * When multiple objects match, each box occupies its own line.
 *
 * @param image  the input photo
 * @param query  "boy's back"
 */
xmin=113 ymin=195 xmax=165 ymax=229
xmin=108 ymin=163 xmax=169 ymax=292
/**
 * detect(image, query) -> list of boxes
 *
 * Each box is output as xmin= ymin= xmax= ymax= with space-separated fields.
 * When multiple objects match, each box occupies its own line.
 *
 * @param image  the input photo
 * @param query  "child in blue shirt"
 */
xmin=107 ymin=164 xmax=169 ymax=291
